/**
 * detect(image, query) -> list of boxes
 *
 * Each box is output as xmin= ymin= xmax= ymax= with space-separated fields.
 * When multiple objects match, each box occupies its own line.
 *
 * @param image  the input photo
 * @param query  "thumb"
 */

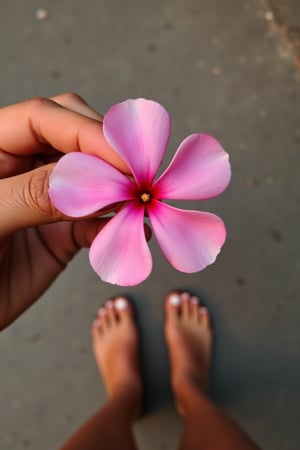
xmin=0 ymin=163 xmax=64 ymax=236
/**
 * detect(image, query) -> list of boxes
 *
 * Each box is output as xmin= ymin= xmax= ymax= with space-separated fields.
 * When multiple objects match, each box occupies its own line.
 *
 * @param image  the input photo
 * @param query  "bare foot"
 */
xmin=92 ymin=297 xmax=142 ymax=418
xmin=165 ymin=291 xmax=212 ymax=416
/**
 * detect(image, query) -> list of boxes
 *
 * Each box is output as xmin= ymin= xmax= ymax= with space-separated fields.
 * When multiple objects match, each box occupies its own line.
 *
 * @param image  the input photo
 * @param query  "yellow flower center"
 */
xmin=140 ymin=192 xmax=151 ymax=203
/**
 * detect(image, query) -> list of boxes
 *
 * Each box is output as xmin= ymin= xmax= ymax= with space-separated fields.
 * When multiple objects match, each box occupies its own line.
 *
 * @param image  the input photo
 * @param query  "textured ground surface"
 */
xmin=261 ymin=0 xmax=300 ymax=69
xmin=0 ymin=1 xmax=299 ymax=449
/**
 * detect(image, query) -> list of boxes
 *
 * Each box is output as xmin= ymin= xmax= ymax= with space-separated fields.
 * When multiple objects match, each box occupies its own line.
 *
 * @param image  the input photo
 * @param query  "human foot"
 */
xmin=165 ymin=291 xmax=212 ymax=415
xmin=92 ymin=297 xmax=142 ymax=417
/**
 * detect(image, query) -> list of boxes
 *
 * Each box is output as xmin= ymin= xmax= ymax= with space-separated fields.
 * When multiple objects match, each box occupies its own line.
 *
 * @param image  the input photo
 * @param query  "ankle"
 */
xmin=108 ymin=378 xmax=142 ymax=399
xmin=172 ymin=368 xmax=210 ymax=396
xmin=173 ymin=380 xmax=208 ymax=416
xmin=108 ymin=383 xmax=142 ymax=418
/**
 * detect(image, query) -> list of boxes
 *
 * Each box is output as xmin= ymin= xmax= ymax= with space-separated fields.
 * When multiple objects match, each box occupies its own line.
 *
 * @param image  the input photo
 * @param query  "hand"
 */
xmin=0 ymin=93 xmax=128 ymax=330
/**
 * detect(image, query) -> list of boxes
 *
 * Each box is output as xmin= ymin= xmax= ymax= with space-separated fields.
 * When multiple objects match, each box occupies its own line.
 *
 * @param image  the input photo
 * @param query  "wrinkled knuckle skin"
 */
xmin=25 ymin=96 xmax=54 ymax=111
xmin=24 ymin=169 xmax=63 ymax=221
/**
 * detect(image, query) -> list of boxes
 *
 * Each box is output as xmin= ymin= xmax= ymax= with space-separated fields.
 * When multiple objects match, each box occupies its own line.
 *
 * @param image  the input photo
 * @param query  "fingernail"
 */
xmin=191 ymin=296 xmax=198 ymax=305
xmin=169 ymin=294 xmax=180 ymax=306
xmin=115 ymin=297 xmax=128 ymax=310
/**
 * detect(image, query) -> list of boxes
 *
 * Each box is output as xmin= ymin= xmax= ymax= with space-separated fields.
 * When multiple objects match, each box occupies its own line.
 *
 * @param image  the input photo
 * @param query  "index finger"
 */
xmin=0 ymin=97 xmax=129 ymax=172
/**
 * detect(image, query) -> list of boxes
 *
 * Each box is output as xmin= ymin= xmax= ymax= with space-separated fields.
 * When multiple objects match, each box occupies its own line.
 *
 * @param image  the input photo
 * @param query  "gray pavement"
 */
xmin=1 ymin=1 xmax=300 ymax=449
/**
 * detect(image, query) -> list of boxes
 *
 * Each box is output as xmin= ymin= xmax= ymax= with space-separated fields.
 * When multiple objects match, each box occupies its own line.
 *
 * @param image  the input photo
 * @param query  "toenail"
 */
xmin=200 ymin=306 xmax=208 ymax=314
xmin=93 ymin=319 xmax=101 ymax=327
xmin=181 ymin=292 xmax=190 ymax=301
xmin=98 ymin=307 xmax=106 ymax=316
xmin=169 ymin=294 xmax=180 ymax=306
xmin=115 ymin=297 xmax=128 ymax=310
xmin=191 ymin=296 xmax=198 ymax=305
xmin=106 ymin=300 xmax=114 ymax=309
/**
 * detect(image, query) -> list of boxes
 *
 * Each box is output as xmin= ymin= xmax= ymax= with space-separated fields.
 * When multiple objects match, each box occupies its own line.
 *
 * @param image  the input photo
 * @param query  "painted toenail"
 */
xmin=106 ymin=300 xmax=114 ymax=309
xmin=115 ymin=298 xmax=128 ymax=310
xmin=191 ymin=296 xmax=198 ymax=304
xmin=181 ymin=292 xmax=190 ymax=301
xmin=200 ymin=306 xmax=208 ymax=314
xmin=93 ymin=319 xmax=101 ymax=327
xmin=98 ymin=307 xmax=106 ymax=316
xmin=169 ymin=294 xmax=180 ymax=306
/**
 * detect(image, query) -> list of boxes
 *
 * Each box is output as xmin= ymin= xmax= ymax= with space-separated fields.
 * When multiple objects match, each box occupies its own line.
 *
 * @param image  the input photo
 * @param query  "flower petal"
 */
xmin=89 ymin=203 xmax=152 ymax=286
xmin=154 ymin=134 xmax=231 ymax=200
xmin=49 ymin=152 xmax=135 ymax=217
xmin=148 ymin=201 xmax=226 ymax=272
xmin=103 ymin=98 xmax=170 ymax=186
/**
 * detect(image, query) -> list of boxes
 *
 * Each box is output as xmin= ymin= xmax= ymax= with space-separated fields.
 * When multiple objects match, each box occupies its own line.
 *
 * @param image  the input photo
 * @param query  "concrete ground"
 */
xmin=0 ymin=0 xmax=299 ymax=449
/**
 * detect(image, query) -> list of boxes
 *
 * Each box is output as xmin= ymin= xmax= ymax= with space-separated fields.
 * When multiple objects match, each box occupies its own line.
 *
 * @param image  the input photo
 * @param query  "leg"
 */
xmin=165 ymin=292 xmax=261 ymax=450
xmin=61 ymin=297 xmax=141 ymax=450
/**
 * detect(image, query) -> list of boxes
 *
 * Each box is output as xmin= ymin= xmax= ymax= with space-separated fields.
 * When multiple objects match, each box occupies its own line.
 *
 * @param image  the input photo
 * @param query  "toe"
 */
xmin=199 ymin=306 xmax=210 ymax=327
xmin=114 ymin=296 xmax=133 ymax=323
xmin=92 ymin=319 xmax=103 ymax=339
xmin=181 ymin=292 xmax=191 ymax=319
xmin=106 ymin=300 xmax=118 ymax=326
xmin=98 ymin=307 xmax=109 ymax=330
xmin=190 ymin=296 xmax=199 ymax=321
xmin=165 ymin=291 xmax=181 ymax=321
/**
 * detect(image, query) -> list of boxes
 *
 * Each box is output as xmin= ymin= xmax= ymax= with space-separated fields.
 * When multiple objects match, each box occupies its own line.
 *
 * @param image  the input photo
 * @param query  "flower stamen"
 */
xmin=140 ymin=192 xmax=151 ymax=203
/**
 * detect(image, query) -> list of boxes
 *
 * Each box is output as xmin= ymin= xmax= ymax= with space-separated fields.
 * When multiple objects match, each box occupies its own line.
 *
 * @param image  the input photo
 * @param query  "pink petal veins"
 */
xmin=154 ymin=134 xmax=231 ymax=200
xmin=89 ymin=203 xmax=152 ymax=286
xmin=49 ymin=152 xmax=135 ymax=217
xmin=148 ymin=201 xmax=226 ymax=273
xmin=103 ymin=98 xmax=171 ymax=187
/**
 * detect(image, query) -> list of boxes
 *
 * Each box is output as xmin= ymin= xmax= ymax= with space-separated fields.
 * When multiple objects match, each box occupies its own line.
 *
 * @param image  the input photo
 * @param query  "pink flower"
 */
xmin=49 ymin=99 xmax=231 ymax=286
